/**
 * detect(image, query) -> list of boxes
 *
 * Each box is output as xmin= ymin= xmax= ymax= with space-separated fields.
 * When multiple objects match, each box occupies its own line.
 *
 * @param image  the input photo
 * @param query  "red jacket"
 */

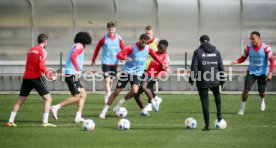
xmin=146 ymin=51 xmax=170 ymax=77
xmin=23 ymin=45 xmax=53 ymax=79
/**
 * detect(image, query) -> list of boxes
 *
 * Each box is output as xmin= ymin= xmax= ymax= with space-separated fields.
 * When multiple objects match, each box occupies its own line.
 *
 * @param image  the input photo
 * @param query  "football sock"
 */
xmin=118 ymin=98 xmax=126 ymax=105
xmin=43 ymin=112 xmax=49 ymax=124
xmin=240 ymin=101 xmax=246 ymax=110
xmin=76 ymin=112 xmax=82 ymax=119
xmin=8 ymin=111 xmax=17 ymax=123
xmin=260 ymin=97 xmax=265 ymax=102
xmin=55 ymin=104 xmax=61 ymax=110
xmin=103 ymin=105 xmax=110 ymax=112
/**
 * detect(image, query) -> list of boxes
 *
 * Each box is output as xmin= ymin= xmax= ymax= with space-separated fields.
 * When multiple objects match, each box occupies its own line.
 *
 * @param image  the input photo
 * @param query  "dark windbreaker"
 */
xmin=189 ymin=43 xmax=225 ymax=88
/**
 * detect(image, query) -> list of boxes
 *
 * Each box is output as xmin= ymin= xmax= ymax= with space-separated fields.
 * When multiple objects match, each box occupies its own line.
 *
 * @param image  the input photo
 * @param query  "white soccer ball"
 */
xmin=118 ymin=119 xmax=130 ymax=130
xmin=214 ymin=119 xmax=227 ymax=129
xmin=82 ymin=119 xmax=95 ymax=131
xmin=184 ymin=117 xmax=197 ymax=129
xmin=116 ymin=107 xmax=128 ymax=118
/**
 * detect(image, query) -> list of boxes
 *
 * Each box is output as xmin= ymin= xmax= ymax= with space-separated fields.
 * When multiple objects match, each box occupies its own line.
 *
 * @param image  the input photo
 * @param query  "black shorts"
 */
xmin=116 ymin=72 xmax=141 ymax=89
xmin=65 ymin=75 xmax=84 ymax=96
xmin=147 ymin=78 xmax=156 ymax=90
xmin=244 ymin=71 xmax=267 ymax=93
xmin=20 ymin=77 xmax=49 ymax=96
xmin=102 ymin=64 xmax=117 ymax=79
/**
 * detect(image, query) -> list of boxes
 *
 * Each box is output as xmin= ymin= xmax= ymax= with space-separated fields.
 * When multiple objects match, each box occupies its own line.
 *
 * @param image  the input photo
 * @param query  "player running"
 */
xmin=51 ymin=32 xmax=92 ymax=123
xmin=91 ymin=22 xmax=125 ymax=104
xmin=144 ymin=25 xmax=163 ymax=111
xmin=230 ymin=31 xmax=274 ymax=115
xmin=6 ymin=33 xmax=57 ymax=127
xmin=99 ymin=33 xmax=167 ymax=119
xmin=133 ymin=39 xmax=170 ymax=116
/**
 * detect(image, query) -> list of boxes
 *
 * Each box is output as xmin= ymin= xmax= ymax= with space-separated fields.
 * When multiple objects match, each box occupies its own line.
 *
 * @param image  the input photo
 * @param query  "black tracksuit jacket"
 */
xmin=189 ymin=43 xmax=225 ymax=88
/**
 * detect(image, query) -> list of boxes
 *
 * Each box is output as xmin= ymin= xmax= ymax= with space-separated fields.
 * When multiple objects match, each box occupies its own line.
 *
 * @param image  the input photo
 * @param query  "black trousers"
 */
xmin=198 ymin=85 xmax=222 ymax=127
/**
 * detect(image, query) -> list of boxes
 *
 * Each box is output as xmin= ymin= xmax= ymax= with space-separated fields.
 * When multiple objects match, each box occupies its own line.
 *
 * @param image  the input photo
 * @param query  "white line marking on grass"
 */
xmin=13 ymin=123 xmax=184 ymax=128
xmin=14 ymin=123 xmax=79 ymax=127
xmin=133 ymin=124 xmax=183 ymax=127
xmin=248 ymin=125 xmax=276 ymax=128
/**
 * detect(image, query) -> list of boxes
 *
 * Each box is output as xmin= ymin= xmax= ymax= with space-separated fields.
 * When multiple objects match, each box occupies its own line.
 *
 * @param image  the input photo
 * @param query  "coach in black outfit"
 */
xmin=189 ymin=35 xmax=225 ymax=131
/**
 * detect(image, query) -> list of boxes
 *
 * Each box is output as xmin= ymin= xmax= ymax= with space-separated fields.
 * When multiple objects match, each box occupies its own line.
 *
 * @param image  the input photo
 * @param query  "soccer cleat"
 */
xmin=152 ymin=99 xmax=158 ymax=112
xmin=5 ymin=122 xmax=17 ymax=127
xmin=153 ymin=97 xmax=162 ymax=112
xmin=155 ymin=96 xmax=163 ymax=103
xmin=74 ymin=117 xmax=85 ymax=123
xmin=260 ymin=99 xmax=265 ymax=112
xmin=42 ymin=123 xmax=57 ymax=128
xmin=99 ymin=111 xmax=107 ymax=119
xmin=238 ymin=109 xmax=244 ymax=115
xmin=50 ymin=106 xmax=59 ymax=120
xmin=145 ymin=103 xmax=153 ymax=112
xmin=140 ymin=108 xmax=150 ymax=116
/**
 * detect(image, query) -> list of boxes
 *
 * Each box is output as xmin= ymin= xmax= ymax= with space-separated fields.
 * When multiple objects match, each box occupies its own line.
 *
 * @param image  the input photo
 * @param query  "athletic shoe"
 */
xmin=202 ymin=126 xmax=210 ymax=131
xmin=50 ymin=106 xmax=59 ymax=120
xmin=238 ymin=109 xmax=244 ymax=115
xmin=5 ymin=122 xmax=17 ymax=127
xmin=260 ymin=99 xmax=265 ymax=111
xmin=99 ymin=111 xmax=107 ymax=119
xmin=153 ymin=97 xmax=163 ymax=112
xmin=42 ymin=123 xmax=57 ymax=127
xmin=145 ymin=103 xmax=152 ymax=112
xmin=155 ymin=96 xmax=163 ymax=103
xmin=74 ymin=117 xmax=85 ymax=123
xmin=140 ymin=108 xmax=149 ymax=116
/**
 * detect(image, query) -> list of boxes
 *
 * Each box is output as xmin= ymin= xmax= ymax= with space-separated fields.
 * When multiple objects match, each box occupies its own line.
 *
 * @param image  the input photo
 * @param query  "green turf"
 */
xmin=0 ymin=94 xmax=276 ymax=148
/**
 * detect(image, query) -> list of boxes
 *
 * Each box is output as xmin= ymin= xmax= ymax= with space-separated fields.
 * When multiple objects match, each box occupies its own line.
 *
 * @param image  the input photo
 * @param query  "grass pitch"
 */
xmin=0 ymin=94 xmax=276 ymax=148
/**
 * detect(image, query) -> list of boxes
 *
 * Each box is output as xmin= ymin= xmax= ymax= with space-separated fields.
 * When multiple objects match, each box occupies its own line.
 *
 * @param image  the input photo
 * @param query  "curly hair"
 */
xmin=74 ymin=32 xmax=92 ymax=45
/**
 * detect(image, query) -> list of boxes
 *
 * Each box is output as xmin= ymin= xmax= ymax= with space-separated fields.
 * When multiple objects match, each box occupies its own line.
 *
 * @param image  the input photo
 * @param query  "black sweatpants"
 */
xmin=198 ymin=85 xmax=222 ymax=128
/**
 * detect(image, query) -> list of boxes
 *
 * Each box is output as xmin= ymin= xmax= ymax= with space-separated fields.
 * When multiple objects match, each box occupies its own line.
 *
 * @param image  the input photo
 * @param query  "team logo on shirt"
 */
xmin=207 ymin=53 xmax=216 ymax=57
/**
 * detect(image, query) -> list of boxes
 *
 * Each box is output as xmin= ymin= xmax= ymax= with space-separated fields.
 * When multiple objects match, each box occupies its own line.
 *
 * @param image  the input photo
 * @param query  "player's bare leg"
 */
xmin=6 ymin=96 xmax=27 ymax=127
xmin=238 ymin=89 xmax=249 ymax=115
xmin=104 ymin=77 xmax=112 ymax=103
xmin=42 ymin=94 xmax=56 ymax=127
xmin=74 ymin=88 xmax=87 ymax=123
xmin=51 ymin=94 xmax=81 ymax=120
xmin=100 ymin=88 xmax=123 ymax=119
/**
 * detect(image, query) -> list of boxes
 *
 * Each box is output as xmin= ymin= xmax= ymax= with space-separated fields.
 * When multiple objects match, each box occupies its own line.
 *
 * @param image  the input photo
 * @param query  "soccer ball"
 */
xmin=116 ymin=107 xmax=128 ymax=118
xmin=214 ymin=119 xmax=227 ymax=129
xmin=184 ymin=117 xmax=197 ymax=129
xmin=82 ymin=119 xmax=95 ymax=131
xmin=118 ymin=119 xmax=130 ymax=130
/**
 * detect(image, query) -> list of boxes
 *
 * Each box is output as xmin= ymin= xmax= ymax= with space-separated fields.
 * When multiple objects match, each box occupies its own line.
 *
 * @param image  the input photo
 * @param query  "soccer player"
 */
xmin=99 ymin=33 xmax=166 ymax=119
xmin=6 ymin=33 xmax=57 ymax=127
xmin=230 ymin=31 xmax=274 ymax=115
xmin=51 ymin=32 xmax=92 ymax=123
xmin=144 ymin=25 xmax=163 ymax=111
xmin=91 ymin=22 xmax=125 ymax=103
xmin=189 ymin=35 xmax=225 ymax=131
xmin=134 ymin=39 xmax=170 ymax=116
